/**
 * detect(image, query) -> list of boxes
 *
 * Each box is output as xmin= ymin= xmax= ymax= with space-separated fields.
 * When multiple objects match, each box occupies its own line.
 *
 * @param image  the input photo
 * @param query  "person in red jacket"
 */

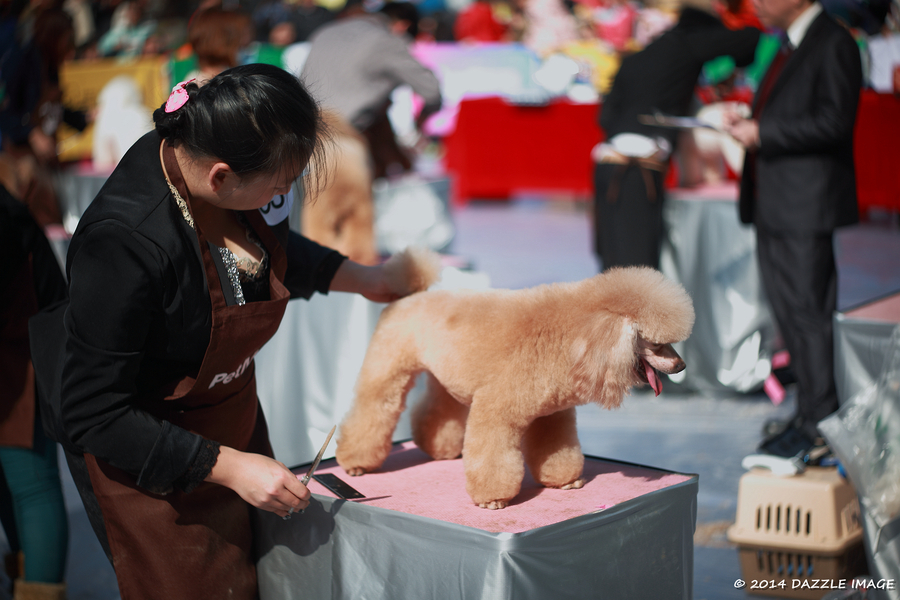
xmin=454 ymin=0 xmax=510 ymax=41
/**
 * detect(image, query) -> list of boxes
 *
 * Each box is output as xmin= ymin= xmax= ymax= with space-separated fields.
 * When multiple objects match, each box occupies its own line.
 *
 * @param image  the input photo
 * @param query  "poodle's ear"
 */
xmin=569 ymin=313 xmax=638 ymax=409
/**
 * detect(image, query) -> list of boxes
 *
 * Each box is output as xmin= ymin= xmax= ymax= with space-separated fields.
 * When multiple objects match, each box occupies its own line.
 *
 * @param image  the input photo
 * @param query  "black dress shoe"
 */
xmin=762 ymin=417 xmax=793 ymax=438
xmin=758 ymin=423 xmax=817 ymax=459
xmin=761 ymin=414 xmax=803 ymax=438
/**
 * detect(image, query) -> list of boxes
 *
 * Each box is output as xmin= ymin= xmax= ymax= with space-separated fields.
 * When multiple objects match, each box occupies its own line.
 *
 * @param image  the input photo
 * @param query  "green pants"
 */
xmin=0 ymin=416 xmax=68 ymax=583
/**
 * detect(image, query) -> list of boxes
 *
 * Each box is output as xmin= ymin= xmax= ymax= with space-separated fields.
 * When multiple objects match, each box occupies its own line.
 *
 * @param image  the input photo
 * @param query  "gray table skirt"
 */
xmin=831 ymin=295 xmax=900 ymax=600
xmin=255 ymin=456 xmax=699 ymax=600
xmin=834 ymin=297 xmax=900 ymax=405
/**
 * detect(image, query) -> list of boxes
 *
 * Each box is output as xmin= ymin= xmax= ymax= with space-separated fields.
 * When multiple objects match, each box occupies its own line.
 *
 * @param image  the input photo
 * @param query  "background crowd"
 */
xmin=1 ymin=0 xmax=897 ymax=57
xmin=1 ymin=0 xmax=898 ymax=221
xmin=0 ymin=0 xmax=894 ymax=242
xmin=1 ymin=0 xmax=897 ymax=99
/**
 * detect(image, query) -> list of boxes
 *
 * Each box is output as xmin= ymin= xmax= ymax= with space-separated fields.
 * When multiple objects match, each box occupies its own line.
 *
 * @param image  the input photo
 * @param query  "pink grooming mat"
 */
xmin=303 ymin=441 xmax=693 ymax=534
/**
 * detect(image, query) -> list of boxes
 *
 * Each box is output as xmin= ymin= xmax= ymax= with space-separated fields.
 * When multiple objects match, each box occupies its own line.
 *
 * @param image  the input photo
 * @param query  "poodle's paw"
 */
xmin=420 ymin=446 xmax=462 ymax=461
xmin=561 ymin=478 xmax=585 ymax=490
xmin=335 ymin=436 xmax=391 ymax=477
xmin=477 ymin=500 xmax=509 ymax=510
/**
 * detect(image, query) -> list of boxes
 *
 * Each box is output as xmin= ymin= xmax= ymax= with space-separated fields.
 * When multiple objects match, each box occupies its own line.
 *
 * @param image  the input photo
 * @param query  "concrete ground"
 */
xmin=2 ymin=195 xmax=898 ymax=600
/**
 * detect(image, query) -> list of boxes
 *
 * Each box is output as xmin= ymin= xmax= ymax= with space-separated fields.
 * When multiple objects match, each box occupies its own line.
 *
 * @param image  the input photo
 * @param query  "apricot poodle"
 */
xmin=336 ymin=261 xmax=695 ymax=509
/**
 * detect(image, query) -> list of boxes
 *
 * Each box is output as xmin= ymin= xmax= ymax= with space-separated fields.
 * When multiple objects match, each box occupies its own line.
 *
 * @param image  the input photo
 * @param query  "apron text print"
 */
xmin=209 ymin=355 xmax=253 ymax=389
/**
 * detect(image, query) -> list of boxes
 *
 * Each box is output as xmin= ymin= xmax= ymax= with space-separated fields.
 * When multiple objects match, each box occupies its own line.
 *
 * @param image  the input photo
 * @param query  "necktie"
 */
xmin=745 ymin=38 xmax=792 ymax=198
xmin=752 ymin=39 xmax=794 ymax=119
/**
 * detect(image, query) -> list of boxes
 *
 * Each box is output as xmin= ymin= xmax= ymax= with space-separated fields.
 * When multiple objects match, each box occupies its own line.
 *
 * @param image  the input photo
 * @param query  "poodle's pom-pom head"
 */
xmin=383 ymin=246 xmax=442 ymax=297
xmin=597 ymin=267 xmax=695 ymax=344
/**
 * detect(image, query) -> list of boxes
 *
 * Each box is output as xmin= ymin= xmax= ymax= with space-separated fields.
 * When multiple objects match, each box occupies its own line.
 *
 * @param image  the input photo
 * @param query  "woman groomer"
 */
xmin=32 ymin=64 xmax=404 ymax=599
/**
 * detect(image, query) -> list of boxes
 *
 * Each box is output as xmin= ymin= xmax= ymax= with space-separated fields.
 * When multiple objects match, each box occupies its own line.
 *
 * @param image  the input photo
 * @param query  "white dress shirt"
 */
xmin=786 ymin=1 xmax=823 ymax=50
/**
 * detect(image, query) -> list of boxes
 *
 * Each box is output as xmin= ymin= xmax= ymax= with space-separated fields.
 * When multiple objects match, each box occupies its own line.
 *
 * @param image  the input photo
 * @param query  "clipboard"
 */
xmin=638 ymin=113 xmax=719 ymax=130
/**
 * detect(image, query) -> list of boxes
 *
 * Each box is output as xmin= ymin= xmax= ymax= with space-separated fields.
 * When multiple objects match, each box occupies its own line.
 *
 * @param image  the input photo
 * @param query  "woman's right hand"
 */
xmin=205 ymin=446 xmax=310 ymax=518
xmin=329 ymin=260 xmax=403 ymax=303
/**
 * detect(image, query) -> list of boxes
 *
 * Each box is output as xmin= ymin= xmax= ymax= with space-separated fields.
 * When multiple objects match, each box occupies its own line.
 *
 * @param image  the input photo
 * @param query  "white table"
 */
xmin=255 ymin=443 xmax=699 ymax=600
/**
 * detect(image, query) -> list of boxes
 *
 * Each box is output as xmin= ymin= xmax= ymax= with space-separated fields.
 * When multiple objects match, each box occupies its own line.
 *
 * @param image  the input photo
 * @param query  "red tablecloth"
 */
xmin=854 ymin=90 xmax=900 ymax=214
xmin=443 ymin=97 xmax=603 ymax=203
xmin=443 ymin=92 xmax=900 ymax=213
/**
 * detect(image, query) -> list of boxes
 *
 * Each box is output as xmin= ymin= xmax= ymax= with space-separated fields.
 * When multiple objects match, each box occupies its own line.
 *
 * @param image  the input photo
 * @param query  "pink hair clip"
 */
xmin=164 ymin=78 xmax=196 ymax=113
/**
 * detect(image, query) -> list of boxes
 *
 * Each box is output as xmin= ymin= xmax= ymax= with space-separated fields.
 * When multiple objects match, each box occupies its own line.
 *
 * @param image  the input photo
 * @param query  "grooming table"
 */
xmin=832 ymin=291 xmax=900 ymax=600
xmin=255 ymin=441 xmax=698 ymax=600
xmin=834 ymin=290 xmax=900 ymax=405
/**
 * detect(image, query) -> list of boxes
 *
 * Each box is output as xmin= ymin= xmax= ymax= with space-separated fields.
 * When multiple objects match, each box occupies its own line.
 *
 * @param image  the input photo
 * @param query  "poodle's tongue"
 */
xmin=644 ymin=359 xmax=662 ymax=396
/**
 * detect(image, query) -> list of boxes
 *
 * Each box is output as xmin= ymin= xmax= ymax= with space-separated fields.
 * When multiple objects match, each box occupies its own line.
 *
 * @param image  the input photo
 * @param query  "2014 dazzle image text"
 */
xmin=734 ymin=578 xmax=897 ymax=592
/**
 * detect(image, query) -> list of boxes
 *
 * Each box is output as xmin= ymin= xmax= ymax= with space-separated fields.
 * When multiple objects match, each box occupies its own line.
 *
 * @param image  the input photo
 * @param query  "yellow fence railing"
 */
xmin=57 ymin=56 xmax=169 ymax=162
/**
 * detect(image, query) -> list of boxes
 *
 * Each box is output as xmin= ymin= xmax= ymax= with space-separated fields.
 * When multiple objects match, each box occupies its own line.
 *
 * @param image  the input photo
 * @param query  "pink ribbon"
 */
xmin=164 ymin=78 xmax=196 ymax=113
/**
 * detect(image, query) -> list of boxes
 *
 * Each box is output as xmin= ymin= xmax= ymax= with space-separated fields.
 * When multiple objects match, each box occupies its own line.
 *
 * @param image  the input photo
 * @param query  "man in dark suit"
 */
xmin=725 ymin=0 xmax=862 ymax=453
xmin=593 ymin=2 xmax=760 ymax=271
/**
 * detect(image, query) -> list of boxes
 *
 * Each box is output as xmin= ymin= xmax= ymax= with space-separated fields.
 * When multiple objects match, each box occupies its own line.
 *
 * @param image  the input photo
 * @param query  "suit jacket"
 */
xmin=600 ymin=8 xmax=760 ymax=148
xmin=739 ymin=11 xmax=862 ymax=233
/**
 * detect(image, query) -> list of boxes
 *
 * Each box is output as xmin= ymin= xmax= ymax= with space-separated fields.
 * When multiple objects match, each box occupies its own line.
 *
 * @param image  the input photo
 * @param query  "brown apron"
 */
xmin=83 ymin=146 xmax=290 ymax=600
xmin=0 ymin=257 xmax=38 ymax=449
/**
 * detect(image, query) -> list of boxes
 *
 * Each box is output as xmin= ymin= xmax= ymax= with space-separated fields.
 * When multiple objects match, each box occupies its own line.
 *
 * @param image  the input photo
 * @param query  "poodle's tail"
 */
xmin=383 ymin=246 xmax=442 ymax=297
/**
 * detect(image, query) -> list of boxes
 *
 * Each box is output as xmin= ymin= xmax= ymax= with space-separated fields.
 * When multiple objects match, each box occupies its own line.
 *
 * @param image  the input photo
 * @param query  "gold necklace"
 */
xmin=168 ymin=181 xmax=195 ymax=230
xmin=160 ymin=143 xmax=195 ymax=230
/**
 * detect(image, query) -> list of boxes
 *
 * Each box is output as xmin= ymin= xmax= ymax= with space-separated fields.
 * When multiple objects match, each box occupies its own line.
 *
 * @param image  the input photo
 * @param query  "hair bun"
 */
xmin=153 ymin=103 xmax=185 ymax=141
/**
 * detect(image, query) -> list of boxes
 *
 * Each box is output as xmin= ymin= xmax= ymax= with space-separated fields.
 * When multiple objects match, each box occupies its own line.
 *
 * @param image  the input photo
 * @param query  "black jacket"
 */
xmin=33 ymin=131 xmax=343 ymax=492
xmin=600 ymin=8 xmax=761 ymax=147
xmin=739 ymin=11 xmax=862 ymax=233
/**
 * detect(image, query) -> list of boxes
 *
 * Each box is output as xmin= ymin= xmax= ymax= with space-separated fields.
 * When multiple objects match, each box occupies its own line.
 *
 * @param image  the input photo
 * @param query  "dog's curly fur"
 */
xmin=336 ymin=257 xmax=695 ymax=509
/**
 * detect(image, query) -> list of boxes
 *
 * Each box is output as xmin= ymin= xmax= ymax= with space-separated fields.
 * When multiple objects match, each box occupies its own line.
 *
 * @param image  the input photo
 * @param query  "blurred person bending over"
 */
xmin=0 ymin=184 xmax=69 ymax=600
xmin=724 ymin=0 xmax=861 ymax=453
xmin=592 ymin=0 xmax=760 ymax=271
xmin=301 ymin=0 xmax=442 ymax=179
